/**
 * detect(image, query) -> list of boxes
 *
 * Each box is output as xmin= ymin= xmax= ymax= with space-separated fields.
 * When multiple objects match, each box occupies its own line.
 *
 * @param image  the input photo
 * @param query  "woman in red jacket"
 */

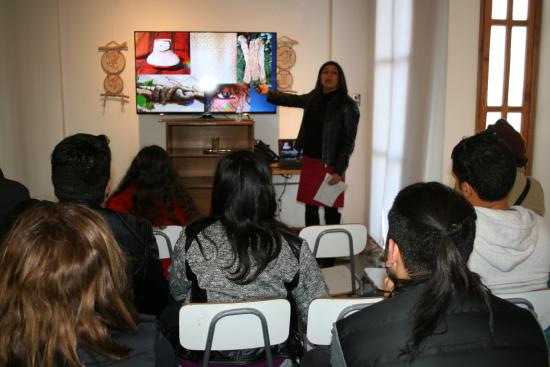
xmin=107 ymin=145 xmax=197 ymax=226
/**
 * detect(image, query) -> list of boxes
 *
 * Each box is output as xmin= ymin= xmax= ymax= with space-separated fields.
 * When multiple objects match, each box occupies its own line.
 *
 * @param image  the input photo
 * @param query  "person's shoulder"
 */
xmin=342 ymin=94 xmax=359 ymax=111
xmin=0 ymin=176 xmax=29 ymax=196
xmin=106 ymin=186 xmax=137 ymax=211
xmin=185 ymin=217 xmax=221 ymax=236
xmin=109 ymin=314 xmax=158 ymax=344
xmin=96 ymin=207 xmax=150 ymax=227
xmin=342 ymin=94 xmax=355 ymax=104
xmin=95 ymin=207 xmax=154 ymax=244
xmin=489 ymin=293 xmax=544 ymax=334
xmin=333 ymin=94 xmax=359 ymax=119
xmin=183 ymin=218 xmax=225 ymax=249
xmin=336 ymin=293 xmax=406 ymax=336
xmin=86 ymin=315 xmax=174 ymax=367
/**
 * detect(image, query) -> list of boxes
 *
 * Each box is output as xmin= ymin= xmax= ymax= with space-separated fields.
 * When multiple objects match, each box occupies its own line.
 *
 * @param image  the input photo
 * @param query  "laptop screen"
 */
xmin=278 ymin=139 xmax=299 ymax=160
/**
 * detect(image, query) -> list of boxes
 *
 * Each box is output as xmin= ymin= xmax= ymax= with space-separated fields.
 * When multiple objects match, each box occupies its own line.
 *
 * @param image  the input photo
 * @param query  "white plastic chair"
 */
xmin=306 ymin=297 xmax=383 ymax=346
xmin=179 ymin=299 xmax=291 ymax=367
xmin=152 ymin=225 xmax=183 ymax=259
xmin=299 ymin=224 xmax=367 ymax=295
xmin=496 ymin=288 xmax=550 ymax=329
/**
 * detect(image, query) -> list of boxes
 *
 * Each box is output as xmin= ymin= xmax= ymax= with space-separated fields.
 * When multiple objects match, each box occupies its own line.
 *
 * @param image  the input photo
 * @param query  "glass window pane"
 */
xmin=394 ymin=0 xmax=412 ymax=58
xmin=486 ymin=112 xmax=503 ymax=128
xmin=507 ymin=112 xmax=522 ymax=131
xmin=492 ymin=0 xmax=508 ymax=19
xmin=487 ymin=26 xmax=506 ymax=106
xmin=375 ymin=0 xmax=393 ymax=60
xmin=508 ymin=27 xmax=527 ymax=106
xmin=513 ymin=0 xmax=529 ymax=20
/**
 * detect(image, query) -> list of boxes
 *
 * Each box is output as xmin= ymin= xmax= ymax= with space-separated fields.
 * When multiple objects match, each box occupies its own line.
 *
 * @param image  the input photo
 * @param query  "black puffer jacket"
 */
xmin=92 ymin=206 xmax=173 ymax=317
xmin=267 ymin=90 xmax=360 ymax=176
xmin=331 ymin=283 xmax=549 ymax=367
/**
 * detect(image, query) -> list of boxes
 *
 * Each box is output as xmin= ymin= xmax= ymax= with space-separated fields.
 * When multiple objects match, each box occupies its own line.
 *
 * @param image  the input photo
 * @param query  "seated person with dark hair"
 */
xmin=170 ymin=150 xmax=327 ymax=365
xmin=322 ymin=182 xmax=548 ymax=367
xmin=51 ymin=133 xmax=172 ymax=317
xmin=107 ymin=145 xmax=197 ymax=226
xmin=487 ymin=119 xmax=545 ymax=216
xmin=452 ymin=131 xmax=550 ymax=293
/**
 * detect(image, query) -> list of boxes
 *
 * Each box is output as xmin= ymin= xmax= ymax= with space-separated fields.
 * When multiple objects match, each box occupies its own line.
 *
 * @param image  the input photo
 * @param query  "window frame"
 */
xmin=475 ymin=0 xmax=542 ymax=173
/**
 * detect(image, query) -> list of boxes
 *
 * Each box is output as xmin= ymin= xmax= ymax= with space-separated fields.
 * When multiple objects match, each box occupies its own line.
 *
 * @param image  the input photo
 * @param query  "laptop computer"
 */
xmin=278 ymin=139 xmax=302 ymax=169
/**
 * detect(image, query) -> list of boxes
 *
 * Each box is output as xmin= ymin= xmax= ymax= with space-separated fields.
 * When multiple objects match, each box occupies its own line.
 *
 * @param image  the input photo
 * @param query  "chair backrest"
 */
xmin=179 ymin=299 xmax=291 ymax=352
xmin=152 ymin=225 xmax=183 ymax=259
xmin=496 ymin=288 xmax=550 ymax=329
xmin=306 ymin=297 xmax=383 ymax=345
xmin=299 ymin=224 xmax=367 ymax=258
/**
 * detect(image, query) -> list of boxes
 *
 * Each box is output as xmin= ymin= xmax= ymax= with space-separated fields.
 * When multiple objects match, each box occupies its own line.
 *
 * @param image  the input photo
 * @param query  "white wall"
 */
xmin=441 ymin=0 xmax=480 ymax=187
xmin=0 ymin=0 xmax=65 ymax=199
xmin=332 ymin=0 xmax=370 ymax=224
xmin=0 ymin=1 xmax=17 ymax=177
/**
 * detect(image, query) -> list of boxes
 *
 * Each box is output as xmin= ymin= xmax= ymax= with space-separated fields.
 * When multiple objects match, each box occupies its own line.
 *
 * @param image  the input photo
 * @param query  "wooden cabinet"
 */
xmin=165 ymin=119 xmax=255 ymax=214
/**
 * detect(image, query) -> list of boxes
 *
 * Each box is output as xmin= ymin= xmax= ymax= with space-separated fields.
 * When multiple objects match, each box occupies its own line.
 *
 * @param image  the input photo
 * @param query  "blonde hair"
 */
xmin=0 ymin=202 xmax=138 ymax=367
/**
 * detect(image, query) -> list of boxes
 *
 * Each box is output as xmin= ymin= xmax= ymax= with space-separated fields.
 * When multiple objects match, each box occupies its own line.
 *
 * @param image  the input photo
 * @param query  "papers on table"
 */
xmin=314 ymin=173 xmax=348 ymax=207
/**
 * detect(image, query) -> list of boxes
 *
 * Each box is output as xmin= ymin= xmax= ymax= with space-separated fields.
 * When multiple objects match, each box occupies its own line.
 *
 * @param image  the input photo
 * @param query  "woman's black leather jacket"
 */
xmin=267 ymin=89 xmax=360 ymax=176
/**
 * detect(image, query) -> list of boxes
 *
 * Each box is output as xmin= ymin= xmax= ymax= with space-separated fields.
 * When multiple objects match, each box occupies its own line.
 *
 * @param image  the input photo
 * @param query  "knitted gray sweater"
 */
xmin=169 ymin=221 xmax=328 ymax=320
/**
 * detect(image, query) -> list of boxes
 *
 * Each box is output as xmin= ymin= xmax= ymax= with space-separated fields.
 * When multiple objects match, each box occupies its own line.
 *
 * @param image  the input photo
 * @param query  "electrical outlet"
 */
xmin=352 ymin=93 xmax=361 ymax=106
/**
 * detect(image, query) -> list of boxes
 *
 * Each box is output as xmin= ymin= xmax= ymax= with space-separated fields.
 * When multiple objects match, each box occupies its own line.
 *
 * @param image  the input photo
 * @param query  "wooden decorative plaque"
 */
xmin=276 ymin=36 xmax=298 ymax=93
xmin=98 ymin=41 xmax=129 ymax=106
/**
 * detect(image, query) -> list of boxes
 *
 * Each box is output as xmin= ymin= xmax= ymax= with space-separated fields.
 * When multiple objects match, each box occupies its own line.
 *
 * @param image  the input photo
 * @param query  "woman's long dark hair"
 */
xmin=110 ymin=145 xmax=197 ymax=224
xmin=387 ymin=182 xmax=492 ymax=361
xmin=187 ymin=150 xmax=295 ymax=284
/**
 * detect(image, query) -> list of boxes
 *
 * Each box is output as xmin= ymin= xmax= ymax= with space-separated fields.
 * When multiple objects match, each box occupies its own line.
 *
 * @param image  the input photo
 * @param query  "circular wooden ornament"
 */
xmin=277 ymin=70 xmax=294 ymax=90
xmin=277 ymin=45 xmax=296 ymax=70
xmin=101 ymin=50 xmax=126 ymax=74
xmin=103 ymin=75 xmax=124 ymax=94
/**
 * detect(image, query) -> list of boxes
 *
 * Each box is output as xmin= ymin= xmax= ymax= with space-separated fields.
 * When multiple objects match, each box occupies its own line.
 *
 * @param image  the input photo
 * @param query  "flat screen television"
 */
xmin=134 ymin=31 xmax=277 ymax=114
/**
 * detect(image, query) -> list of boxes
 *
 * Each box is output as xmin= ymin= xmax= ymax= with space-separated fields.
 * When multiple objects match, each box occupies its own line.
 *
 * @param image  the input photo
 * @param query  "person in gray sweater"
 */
xmin=169 ymin=150 xmax=328 ymax=365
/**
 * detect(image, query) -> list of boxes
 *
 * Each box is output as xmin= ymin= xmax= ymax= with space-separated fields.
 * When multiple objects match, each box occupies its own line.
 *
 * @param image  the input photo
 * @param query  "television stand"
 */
xmin=165 ymin=118 xmax=255 ymax=214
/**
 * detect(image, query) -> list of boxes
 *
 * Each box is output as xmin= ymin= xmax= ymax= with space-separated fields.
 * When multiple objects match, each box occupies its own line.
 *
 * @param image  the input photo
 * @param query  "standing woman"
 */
xmin=255 ymin=61 xmax=360 ymax=226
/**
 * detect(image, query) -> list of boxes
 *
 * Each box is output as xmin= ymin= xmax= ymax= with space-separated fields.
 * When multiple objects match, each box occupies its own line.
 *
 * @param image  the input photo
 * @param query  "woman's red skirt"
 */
xmin=296 ymin=155 xmax=344 ymax=208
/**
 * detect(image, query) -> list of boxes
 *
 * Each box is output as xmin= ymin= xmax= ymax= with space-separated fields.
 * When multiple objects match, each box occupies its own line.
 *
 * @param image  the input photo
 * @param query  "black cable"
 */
xmin=275 ymin=173 xmax=292 ymax=218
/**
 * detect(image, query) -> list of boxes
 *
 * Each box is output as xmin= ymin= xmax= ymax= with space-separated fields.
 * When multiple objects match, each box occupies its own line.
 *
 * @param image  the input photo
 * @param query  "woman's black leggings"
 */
xmin=305 ymin=204 xmax=341 ymax=226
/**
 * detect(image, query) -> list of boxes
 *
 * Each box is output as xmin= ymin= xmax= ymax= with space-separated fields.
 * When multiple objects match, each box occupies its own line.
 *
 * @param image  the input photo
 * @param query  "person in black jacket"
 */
xmin=0 ymin=202 xmax=176 ymax=367
xmin=255 ymin=61 xmax=360 ymax=228
xmin=51 ymin=133 xmax=172 ymax=318
xmin=313 ymin=182 xmax=548 ymax=367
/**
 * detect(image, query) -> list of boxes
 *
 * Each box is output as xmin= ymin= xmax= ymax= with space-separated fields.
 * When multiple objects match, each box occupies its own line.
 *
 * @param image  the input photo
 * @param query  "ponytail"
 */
xmin=387 ymin=182 xmax=493 ymax=362
xmin=399 ymin=228 xmax=493 ymax=361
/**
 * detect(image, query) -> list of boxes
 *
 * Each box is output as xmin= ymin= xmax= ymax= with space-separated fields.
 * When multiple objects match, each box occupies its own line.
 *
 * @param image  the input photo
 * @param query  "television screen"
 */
xmin=134 ymin=31 xmax=277 ymax=114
